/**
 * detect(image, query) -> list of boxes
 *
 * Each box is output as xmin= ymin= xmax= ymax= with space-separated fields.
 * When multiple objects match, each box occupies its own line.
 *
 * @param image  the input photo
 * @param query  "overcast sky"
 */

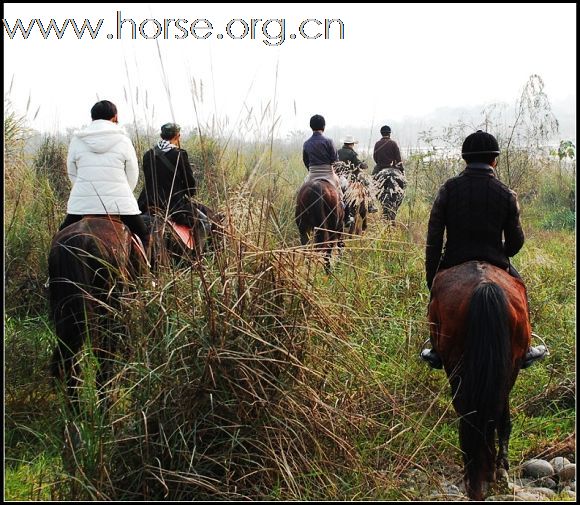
xmin=3 ymin=3 xmax=577 ymax=140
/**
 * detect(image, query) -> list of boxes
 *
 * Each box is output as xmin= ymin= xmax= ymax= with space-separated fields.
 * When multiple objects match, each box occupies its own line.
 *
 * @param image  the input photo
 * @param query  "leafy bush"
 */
xmin=541 ymin=208 xmax=575 ymax=230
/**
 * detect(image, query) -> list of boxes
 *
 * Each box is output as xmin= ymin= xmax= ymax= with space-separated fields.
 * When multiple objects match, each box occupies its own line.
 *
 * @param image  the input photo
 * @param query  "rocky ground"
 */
xmin=400 ymin=454 xmax=576 ymax=501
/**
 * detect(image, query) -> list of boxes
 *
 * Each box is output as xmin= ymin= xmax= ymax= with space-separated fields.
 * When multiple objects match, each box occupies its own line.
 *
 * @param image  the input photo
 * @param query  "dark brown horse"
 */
xmin=428 ymin=261 xmax=530 ymax=500
xmin=295 ymin=179 xmax=344 ymax=272
xmin=148 ymin=201 xmax=224 ymax=269
xmin=48 ymin=216 xmax=145 ymax=411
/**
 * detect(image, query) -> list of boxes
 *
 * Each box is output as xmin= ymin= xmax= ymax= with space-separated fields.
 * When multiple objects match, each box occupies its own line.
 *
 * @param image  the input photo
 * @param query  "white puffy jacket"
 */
xmin=66 ymin=120 xmax=140 ymax=215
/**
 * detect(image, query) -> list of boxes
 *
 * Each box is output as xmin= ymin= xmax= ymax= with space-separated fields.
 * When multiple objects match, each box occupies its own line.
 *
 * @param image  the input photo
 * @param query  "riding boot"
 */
xmin=345 ymin=211 xmax=354 ymax=226
xmin=508 ymin=264 xmax=550 ymax=369
xmin=522 ymin=339 xmax=549 ymax=369
xmin=420 ymin=348 xmax=443 ymax=369
xmin=343 ymin=201 xmax=354 ymax=226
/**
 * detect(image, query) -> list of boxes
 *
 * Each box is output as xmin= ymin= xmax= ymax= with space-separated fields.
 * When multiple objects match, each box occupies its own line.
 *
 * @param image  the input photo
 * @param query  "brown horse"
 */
xmin=148 ymin=201 xmax=224 ymax=269
xmin=48 ymin=216 xmax=145 ymax=411
xmin=295 ymin=179 xmax=344 ymax=272
xmin=428 ymin=261 xmax=530 ymax=500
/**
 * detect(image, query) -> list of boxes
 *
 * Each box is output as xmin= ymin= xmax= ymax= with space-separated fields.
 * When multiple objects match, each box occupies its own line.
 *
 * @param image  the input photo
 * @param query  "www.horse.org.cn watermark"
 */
xmin=3 ymin=11 xmax=345 ymax=46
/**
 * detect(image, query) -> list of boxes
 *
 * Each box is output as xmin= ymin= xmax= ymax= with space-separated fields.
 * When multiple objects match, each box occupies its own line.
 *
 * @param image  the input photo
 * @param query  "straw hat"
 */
xmin=342 ymin=135 xmax=358 ymax=144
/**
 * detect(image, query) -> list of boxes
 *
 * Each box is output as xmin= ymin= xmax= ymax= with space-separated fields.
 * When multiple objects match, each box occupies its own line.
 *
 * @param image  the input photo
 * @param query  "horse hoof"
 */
xmin=496 ymin=467 xmax=509 ymax=483
xmin=493 ymin=468 xmax=510 ymax=495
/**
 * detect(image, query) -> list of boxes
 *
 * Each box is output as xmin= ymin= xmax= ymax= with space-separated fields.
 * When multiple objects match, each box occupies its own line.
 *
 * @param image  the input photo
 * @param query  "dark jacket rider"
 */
xmin=137 ymin=123 xmax=197 ymax=227
xmin=420 ymin=130 xmax=548 ymax=370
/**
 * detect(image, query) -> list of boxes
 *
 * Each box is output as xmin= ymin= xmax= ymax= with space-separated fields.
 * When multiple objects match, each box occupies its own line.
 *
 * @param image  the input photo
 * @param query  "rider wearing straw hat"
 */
xmin=338 ymin=135 xmax=378 ymax=213
xmin=338 ymin=135 xmax=366 ymax=168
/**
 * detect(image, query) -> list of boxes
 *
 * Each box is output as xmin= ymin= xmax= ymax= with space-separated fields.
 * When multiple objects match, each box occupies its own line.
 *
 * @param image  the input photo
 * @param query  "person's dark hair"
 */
xmin=310 ymin=114 xmax=325 ymax=131
xmin=160 ymin=123 xmax=181 ymax=140
xmin=91 ymin=100 xmax=117 ymax=121
xmin=380 ymin=125 xmax=391 ymax=136
xmin=462 ymin=130 xmax=500 ymax=164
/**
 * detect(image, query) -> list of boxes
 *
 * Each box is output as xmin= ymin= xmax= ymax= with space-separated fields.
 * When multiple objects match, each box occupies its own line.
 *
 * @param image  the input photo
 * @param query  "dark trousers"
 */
xmin=59 ymin=214 xmax=149 ymax=246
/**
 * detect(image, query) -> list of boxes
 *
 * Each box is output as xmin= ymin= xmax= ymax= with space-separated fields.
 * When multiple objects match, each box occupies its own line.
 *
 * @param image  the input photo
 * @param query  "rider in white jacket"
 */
xmin=59 ymin=100 xmax=148 ymax=248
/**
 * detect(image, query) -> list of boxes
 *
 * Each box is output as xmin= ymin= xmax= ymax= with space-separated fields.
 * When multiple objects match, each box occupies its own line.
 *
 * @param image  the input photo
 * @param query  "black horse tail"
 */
xmin=311 ymin=181 xmax=330 ymax=247
xmin=48 ymin=237 xmax=97 ymax=380
xmin=459 ymin=282 xmax=511 ymax=495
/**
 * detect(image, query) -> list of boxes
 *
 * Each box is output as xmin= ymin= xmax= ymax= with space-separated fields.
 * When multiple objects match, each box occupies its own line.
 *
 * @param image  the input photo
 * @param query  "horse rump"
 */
xmin=47 ymin=218 xmax=132 ymax=394
xmin=374 ymin=167 xmax=406 ymax=220
xmin=296 ymin=179 xmax=343 ymax=245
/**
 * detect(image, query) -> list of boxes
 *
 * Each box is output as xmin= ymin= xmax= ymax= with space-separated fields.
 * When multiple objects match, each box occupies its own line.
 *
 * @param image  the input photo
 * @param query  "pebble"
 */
xmin=411 ymin=455 xmax=575 ymax=500
xmin=427 ymin=482 xmax=464 ymax=500
xmin=536 ymin=476 xmax=557 ymax=489
xmin=512 ymin=477 xmax=532 ymax=489
xmin=558 ymin=463 xmax=576 ymax=482
xmin=529 ymin=487 xmax=557 ymax=498
xmin=550 ymin=456 xmax=571 ymax=473
xmin=515 ymin=490 xmax=550 ymax=501
xmin=521 ymin=459 xmax=554 ymax=478
xmin=443 ymin=484 xmax=461 ymax=495
xmin=560 ymin=489 xmax=575 ymax=499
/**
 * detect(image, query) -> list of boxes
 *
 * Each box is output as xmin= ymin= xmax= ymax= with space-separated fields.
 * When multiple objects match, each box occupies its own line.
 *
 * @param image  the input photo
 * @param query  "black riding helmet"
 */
xmin=380 ymin=125 xmax=391 ymax=136
xmin=461 ymin=130 xmax=500 ymax=156
xmin=310 ymin=114 xmax=326 ymax=130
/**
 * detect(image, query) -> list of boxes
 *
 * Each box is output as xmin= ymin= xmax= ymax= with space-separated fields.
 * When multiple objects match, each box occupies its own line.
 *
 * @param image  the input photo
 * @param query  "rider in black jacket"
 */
xmin=137 ymin=123 xmax=197 ymax=226
xmin=421 ymin=130 xmax=548 ymax=370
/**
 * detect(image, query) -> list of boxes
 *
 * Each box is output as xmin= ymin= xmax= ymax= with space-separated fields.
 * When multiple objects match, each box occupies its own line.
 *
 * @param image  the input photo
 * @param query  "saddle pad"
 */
xmin=168 ymin=221 xmax=195 ymax=249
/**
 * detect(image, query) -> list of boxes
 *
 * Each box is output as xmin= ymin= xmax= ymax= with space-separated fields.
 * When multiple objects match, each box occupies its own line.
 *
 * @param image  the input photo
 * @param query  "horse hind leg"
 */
xmin=314 ymin=231 xmax=331 ymax=273
xmin=485 ymin=422 xmax=498 ymax=484
xmin=460 ymin=416 xmax=486 ymax=501
xmin=49 ymin=312 xmax=86 ymax=413
xmin=495 ymin=399 xmax=512 ymax=488
xmin=94 ymin=297 xmax=124 ymax=413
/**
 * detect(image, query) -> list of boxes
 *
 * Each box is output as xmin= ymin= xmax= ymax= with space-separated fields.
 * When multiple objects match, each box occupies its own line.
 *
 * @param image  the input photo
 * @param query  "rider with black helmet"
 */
xmin=421 ymin=130 xmax=548 ymax=369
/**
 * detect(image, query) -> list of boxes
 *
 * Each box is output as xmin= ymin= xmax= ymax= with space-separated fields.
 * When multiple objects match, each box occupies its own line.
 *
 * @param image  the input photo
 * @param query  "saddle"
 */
xmin=167 ymin=221 xmax=195 ymax=250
